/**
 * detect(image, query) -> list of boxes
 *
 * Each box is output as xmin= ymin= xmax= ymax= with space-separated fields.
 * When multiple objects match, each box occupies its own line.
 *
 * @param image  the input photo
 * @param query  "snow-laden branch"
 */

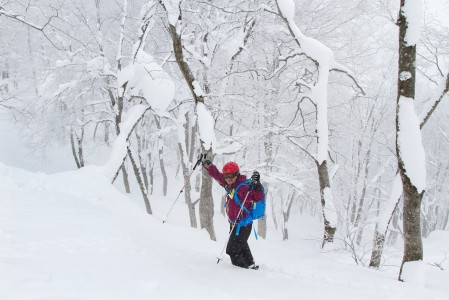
xmin=0 ymin=6 xmax=47 ymax=31
xmin=102 ymin=105 xmax=151 ymax=182
xmin=276 ymin=0 xmax=334 ymax=164
xmin=159 ymin=0 xmax=216 ymax=151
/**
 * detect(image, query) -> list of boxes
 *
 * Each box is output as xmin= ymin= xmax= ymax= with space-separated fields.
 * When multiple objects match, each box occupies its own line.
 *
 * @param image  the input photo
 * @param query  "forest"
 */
xmin=1 ymin=0 xmax=448 ymax=282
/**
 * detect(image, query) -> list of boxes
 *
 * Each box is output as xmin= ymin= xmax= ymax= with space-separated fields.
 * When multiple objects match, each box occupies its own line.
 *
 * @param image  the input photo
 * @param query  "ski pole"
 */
xmin=162 ymin=153 xmax=206 ymax=223
xmin=216 ymin=183 xmax=253 ymax=264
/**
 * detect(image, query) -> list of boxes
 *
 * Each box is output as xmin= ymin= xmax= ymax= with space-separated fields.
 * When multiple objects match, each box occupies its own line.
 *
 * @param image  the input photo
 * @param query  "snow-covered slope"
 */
xmin=0 ymin=162 xmax=448 ymax=300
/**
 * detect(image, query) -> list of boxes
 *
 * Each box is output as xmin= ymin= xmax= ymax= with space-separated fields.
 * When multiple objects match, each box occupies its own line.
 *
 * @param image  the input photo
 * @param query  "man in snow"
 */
xmin=202 ymin=160 xmax=265 ymax=269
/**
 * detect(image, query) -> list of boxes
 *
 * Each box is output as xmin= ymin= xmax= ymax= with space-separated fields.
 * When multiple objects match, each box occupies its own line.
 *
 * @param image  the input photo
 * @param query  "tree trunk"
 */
xmin=121 ymin=164 xmax=131 ymax=193
xmin=388 ymin=208 xmax=400 ymax=246
xmin=148 ymin=152 xmax=154 ymax=194
xmin=70 ymin=128 xmax=84 ymax=169
xmin=1 ymin=60 xmax=9 ymax=92
xmin=104 ymin=121 xmax=111 ymax=147
xmin=282 ymin=211 xmax=289 ymax=241
xmin=199 ymin=147 xmax=216 ymax=241
xmin=369 ymin=178 xmax=384 ymax=268
xmin=135 ymin=131 xmax=149 ymax=191
xmin=369 ymin=230 xmax=386 ymax=268
xmin=220 ymin=195 xmax=226 ymax=217
xmin=128 ymin=148 xmax=152 ymax=214
xmin=78 ymin=127 xmax=85 ymax=168
xmin=258 ymin=217 xmax=267 ymax=240
xmin=178 ymin=144 xmax=198 ymax=228
xmin=108 ymin=88 xmax=131 ymax=193
xmin=316 ymin=160 xmax=336 ymax=247
xmin=155 ymin=117 xmax=168 ymax=196
xmin=257 ymin=180 xmax=268 ymax=239
xmin=70 ymin=129 xmax=81 ymax=169
xmin=396 ymin=0 xmax=424 ymax=280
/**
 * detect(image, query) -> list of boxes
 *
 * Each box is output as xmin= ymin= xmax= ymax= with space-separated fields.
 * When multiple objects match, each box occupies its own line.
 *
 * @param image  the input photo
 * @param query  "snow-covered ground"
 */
xmin=1 ymin=160 xmax=448 ymax=300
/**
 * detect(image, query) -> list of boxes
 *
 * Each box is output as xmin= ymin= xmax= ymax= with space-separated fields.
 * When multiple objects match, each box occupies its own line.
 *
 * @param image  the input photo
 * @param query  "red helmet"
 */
xmin=222 ymin=162 xmax=239 ymax=174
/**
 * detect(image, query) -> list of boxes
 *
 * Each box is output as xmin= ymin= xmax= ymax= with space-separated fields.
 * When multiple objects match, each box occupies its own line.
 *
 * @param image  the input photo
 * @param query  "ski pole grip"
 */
xmin=193 ymin=153 xmax=206 ymax=170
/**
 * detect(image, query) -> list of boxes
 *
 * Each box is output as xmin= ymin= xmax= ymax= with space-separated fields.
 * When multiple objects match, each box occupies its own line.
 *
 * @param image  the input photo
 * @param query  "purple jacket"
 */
xmin=206 ymin=164 xmax=265 ymax=223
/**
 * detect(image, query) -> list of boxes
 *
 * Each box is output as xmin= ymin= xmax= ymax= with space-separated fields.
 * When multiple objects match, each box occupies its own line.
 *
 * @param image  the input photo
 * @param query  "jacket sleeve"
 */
xmin=206 ymin=164 xmax=226 ymax=187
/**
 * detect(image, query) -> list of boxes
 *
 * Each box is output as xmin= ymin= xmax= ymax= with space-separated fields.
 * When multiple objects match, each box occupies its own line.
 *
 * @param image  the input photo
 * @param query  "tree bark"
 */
xmin=69 ymin=127 xmax=84 ymax=169
xmin=128 ymin=148 xmax=152 ymax=214
xmin=155 ymin=117 xmax=168 ymax=196
xmin=282 ymin=189 xmax=295 ymax=241
xmin=178 ymin=144 xmax=198 ymax=228
xmin=108 ymin=88 xmax=131 ymax=193
xmin=316 ymin=160 xmax=336 ymax=247
xmin=135 ymin=131 xmax=149 ymax=191
xmin=396 ymin=0 xmax=424 ymax=280
xmin=199 ymin=147 xmax=216 ymax=241
xmin=70 ymin=129 xmax=81 ymax=169
xmin=160 ymin=1 xmax=216 ymax=239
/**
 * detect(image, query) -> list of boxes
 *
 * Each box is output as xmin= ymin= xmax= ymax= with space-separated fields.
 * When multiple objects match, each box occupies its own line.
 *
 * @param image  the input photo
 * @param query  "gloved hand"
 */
xmin=202 ymin=159 xmax=212 ymax=169
xmin=251 ymin=171 xmax=261 ymax=190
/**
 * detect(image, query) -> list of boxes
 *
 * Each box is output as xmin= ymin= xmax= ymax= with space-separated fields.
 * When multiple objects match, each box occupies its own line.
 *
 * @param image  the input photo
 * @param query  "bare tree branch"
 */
xmin=330 ymin=68 xmax=366 ymax=96
xmin=0 ymin=5 xmax=60 ymax=49
xmin=420 ymin=72 xmax=449 ymax=129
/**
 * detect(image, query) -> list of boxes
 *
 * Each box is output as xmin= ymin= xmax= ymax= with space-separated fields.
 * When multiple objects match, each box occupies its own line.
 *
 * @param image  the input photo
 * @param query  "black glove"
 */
xmin=202 ymin=160 xmax=212 ymax=168
xmin=251 ymin=171 xmax=261 ymax=190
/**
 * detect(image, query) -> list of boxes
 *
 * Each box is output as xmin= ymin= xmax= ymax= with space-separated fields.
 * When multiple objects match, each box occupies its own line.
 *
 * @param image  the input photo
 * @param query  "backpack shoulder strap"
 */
xmin=232 ymin=180 xmax=252 ymax=214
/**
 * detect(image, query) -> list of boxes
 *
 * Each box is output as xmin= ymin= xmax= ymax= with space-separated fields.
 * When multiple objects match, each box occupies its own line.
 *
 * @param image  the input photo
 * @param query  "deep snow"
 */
xmin=1 ymin=161 xmax=448 ymax=300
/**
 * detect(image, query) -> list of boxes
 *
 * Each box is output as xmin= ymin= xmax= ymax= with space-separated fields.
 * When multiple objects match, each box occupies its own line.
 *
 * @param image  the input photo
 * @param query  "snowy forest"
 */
xmin=1 ymin=0 xmax=448 ymax=298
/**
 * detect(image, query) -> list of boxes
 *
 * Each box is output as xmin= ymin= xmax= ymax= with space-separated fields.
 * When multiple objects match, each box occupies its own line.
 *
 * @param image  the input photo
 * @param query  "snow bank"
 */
xmin=1 ymin=161 xmax=448 ymax=300
xmin=401 ymin=261 xmax=426 ymax=287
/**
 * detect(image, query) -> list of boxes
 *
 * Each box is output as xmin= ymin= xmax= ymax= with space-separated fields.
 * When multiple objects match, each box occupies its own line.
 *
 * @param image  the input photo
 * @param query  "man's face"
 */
xmin=224 ymin=172 xmax=238 ymax=185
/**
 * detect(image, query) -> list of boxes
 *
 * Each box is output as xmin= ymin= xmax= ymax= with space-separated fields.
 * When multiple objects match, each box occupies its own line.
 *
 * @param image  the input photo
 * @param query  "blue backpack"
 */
xmin=225 ymin=179 xmax=266 ymax=238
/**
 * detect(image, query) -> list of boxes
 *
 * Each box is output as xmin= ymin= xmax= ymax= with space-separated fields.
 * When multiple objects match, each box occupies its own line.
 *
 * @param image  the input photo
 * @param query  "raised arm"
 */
xmin=203 ymin=161 xmax=226 ymax=187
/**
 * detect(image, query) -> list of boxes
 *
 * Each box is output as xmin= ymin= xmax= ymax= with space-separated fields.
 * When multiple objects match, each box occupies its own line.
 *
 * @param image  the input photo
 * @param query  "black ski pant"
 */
xmin=226 ymin=223 xmax=254 ymax=268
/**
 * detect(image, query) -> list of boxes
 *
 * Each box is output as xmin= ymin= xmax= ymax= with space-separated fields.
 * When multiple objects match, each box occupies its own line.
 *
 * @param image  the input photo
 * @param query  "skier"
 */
xmin=202 ymin=160 xmax=265 ymax=269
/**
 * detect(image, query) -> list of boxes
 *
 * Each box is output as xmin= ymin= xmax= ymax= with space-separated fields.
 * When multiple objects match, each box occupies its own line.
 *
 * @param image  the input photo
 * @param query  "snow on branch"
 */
xmin=0 ymin=6 xmax=47 ymax=31
xmin=117 ymin=51 xmax=175 ymax=111
xmin=275 ymin=0 xmax=364 ymax=95
xmin=102 ymin=105 xmax=151 ymax=182
xmin=159 ymin=0 xmax=181 ymax=29
xmin=276 ymin=0 xmax=366 ymax=163
xmin=276 ymin=0 xmax=334 ymax=164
